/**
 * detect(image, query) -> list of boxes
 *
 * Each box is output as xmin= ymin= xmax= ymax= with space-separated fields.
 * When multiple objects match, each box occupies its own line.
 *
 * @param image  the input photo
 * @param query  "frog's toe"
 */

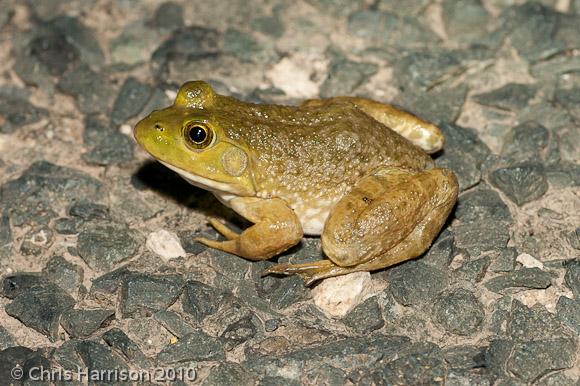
xmin=263 ymin=260 xmax=356 ymax=286
xmin=262 ymin=263 xmax=322 ymax=286
xmin=208 ymin=217 xmax=239 ymax=240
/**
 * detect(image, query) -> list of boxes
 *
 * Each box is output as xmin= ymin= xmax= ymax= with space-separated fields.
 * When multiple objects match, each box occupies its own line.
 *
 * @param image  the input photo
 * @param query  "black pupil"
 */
xmin=189 ymin=126 xmax=207 ymax=143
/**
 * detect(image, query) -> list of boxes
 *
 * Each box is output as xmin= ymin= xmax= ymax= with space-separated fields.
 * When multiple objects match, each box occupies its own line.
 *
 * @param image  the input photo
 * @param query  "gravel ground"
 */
xmin=0 ymin=0 xmax=579 ymax=385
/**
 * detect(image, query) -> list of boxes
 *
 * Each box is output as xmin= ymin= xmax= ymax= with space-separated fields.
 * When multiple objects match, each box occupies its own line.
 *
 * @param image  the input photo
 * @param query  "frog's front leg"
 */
xmin=265 ymin=167 xmax=458 ymax=284
xmin=196 ymin=197 xmax=303 ymax=261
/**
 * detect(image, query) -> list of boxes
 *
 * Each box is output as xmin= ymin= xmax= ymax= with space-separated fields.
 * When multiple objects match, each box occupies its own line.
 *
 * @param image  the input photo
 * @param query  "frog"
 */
xmin=134 ymin=81 xmax=458 ymax=285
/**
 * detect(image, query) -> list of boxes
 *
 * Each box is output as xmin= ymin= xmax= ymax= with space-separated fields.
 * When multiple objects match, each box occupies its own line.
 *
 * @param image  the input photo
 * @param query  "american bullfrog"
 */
xmin=134 ymin=81 xmax=458 ymax=285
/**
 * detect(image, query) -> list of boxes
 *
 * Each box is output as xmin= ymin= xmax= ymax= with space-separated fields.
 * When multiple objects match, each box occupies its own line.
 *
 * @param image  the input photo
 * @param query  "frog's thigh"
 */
xmin=197 ymin=197 xmax=303 ymax=261
xmin=322 ymin=167 xmax=458 ymax=268
xmin=265 ymin=167 xmax=458 ymax=284
xmin=303 ymin=97 xmax=444 ymax=154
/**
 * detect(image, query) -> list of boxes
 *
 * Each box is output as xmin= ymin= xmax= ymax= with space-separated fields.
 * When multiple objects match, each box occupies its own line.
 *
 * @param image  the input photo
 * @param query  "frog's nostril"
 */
xmin=154 ymin=123 xmax=164 ymax=132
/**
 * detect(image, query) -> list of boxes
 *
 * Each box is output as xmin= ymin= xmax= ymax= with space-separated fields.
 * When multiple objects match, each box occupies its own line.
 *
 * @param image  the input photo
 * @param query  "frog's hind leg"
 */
xmin=264 ymin=167 xmax=458 ymax=285
xmin=263 ymin=259 xmax=360 ymax=286
xmin=302 ymin=97 xmax=444 ymax=154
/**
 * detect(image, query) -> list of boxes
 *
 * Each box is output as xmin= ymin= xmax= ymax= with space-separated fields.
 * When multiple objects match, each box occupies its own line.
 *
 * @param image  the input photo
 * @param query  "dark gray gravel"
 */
xmin=490 ymin=162 xmax=549 ymax=206
xmin=387 ymin=261 xmax=449 ymax=306
xmin=489 ymin=247 xmax=517 ymax=273
xmin=89 ymin=266 xmax=132 ymax=297
xmin=565 ymin=261 xmax=580 ymax=298
xmin=0 ymin=0 xmax=578 ymax=384
xmin=453 ymin=220 xmax=510 ymax=256
xmin=181 ymin=280 xmax=231 ymax=322
xmin=202 ymin=362 xmax=258 ymax=386
xmin=508 ymin=338 xmax=576 ymax=382
xmin=0 ymin=94 xmax=48 ymax=134
xmin=348 ymin=10 xmax=439 ymax=47
xmin=41 ymin=254 xmax=84 ymax=294
xmin=0 ymin=326 xmax=15 ymax=351
xmin=474 ymin=83 xmax=539 ymax=112
xmin=76 ymin=340 xmax=128 ymax=381
xmin=4 ymin=279 xmax=75 ymax=340
xmin=320 ymin=57 xmax=378 ymax=98
xmin=1 ymin=161 xmax=104 ymax=210
xmin=343 ymin=296 xmax=385 ymax=334
xmin=455 ymin=189 xmax=512 ymax=224
xmin=120 ymin=273 xmax=185 ymax=317
xmin=154 ymin=310 xmax=196 ymax=338
xmin=432 ymin=289 xmax=485 ymax=335
xmin=77 ymin=221 xmax=140 ymax=271
xmin=556 ymin=296 xmax=580 ymax=334
xmin=53 ymin=217 xmax=84 ymax=234
xmin=57 ymin=64 xmax=115 ymax=114
xmin=102 ymin=327 xmax=153 ymax=368
xmin=60 ymin=308 xmax=115 ymax=338
xmin=485 ymin=268 xmax=553 ymax=293
xmin=110 ymin=77 xmax=154 ymax=127
xmin=82 ymin=115 xmax=135 ymax=166
xmin=157 ymin=330 xmax=225 ymax=364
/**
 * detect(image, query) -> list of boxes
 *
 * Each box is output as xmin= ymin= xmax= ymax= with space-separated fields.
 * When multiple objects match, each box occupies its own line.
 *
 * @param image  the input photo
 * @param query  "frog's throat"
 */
xmin=158 ymin=160 xmax=253 ymax=196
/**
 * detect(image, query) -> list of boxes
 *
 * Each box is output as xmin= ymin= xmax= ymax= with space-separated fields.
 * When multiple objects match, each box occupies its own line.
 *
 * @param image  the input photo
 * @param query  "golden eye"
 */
xmin=183 ymin=122 xmax=213 ymax=149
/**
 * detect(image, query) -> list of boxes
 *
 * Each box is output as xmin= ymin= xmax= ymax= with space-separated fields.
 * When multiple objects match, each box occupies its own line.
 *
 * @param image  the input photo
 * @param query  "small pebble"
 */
xmin=264 ymin=319 xmax=279 ymax=332
xmin=146 ymin=229 xmax=186 ymax=261
xmin=516 ymin=253 xmax=544 ymax=269
xmin=312 ymin=272 xmax=372 ymax=317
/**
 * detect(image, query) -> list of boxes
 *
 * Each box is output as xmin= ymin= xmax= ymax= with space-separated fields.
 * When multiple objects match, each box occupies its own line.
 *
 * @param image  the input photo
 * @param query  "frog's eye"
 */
xmin=183 ymin=122 xmax=214 ymax=149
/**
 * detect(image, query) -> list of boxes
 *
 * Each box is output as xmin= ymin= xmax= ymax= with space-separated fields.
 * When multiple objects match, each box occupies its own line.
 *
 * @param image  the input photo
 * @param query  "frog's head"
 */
xmin=134 ymin=81 xmax=256 ymax=196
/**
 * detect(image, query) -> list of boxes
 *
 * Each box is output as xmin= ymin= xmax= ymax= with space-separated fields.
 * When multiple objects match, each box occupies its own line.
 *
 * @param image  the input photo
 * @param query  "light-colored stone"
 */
xmin=266 ymin=56 xmax=319 ymax=98
xmin=120 ymin=124 xmax=132 ymax=136
xmin=312 ymin=271 xmax=373 ymax=318
xmin=516 ymin=253 xmax=544 ymax=269
xmin=146 ymin=229 xmax=186 ymax=261
xmin=514 ymin=286 xmax=574 ymax=312
xmin=165 ymin=89 xmax=178 ymax=101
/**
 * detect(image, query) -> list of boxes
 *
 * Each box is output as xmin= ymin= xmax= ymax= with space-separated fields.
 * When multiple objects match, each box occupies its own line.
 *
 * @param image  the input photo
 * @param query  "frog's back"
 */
xmin=215 ymin=96 xmax=432 ymax=172
xmin=213 ymin=97 xmax=433 ymax=211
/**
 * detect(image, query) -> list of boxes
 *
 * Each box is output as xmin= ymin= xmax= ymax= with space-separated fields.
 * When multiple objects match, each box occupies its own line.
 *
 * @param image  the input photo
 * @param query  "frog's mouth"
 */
xmin=158 ymin=160 xmax=254 ymax=197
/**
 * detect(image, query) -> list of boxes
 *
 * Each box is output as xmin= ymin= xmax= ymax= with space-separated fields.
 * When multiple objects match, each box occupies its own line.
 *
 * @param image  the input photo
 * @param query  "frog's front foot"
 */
xmin=206 ymin=217 xmax=240 ymax=240
xmin=195 ymin=197 xmax=303 ymax=261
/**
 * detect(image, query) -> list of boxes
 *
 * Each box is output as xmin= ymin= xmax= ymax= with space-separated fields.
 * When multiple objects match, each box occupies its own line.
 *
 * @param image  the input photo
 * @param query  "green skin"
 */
xmin=134 ymin=81 xmax=458 ymax=284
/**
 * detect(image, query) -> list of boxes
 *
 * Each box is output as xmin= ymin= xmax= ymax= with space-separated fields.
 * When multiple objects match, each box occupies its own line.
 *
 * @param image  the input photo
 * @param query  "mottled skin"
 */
xmin=134 ymin=81 xmax=458 ymax=285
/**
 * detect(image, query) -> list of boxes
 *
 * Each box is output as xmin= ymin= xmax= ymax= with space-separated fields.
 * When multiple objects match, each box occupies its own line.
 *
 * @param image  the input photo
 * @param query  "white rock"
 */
xmin=165 ymin=89 xmax=178 ymax=100
xmin=146 ymin=229 xmax=186 ymax=261
xmin=514 ymin=286 xmax=573 ymax=312
xmin=516 ymin=253 xmax=544 ymax=269
xmin=266 ymin=57 xmax=319 ymax=98
xmin=312 ymin=272 xmax=372 ymax=318
xmin=120 ymin=124 xmax=132 ymax=136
